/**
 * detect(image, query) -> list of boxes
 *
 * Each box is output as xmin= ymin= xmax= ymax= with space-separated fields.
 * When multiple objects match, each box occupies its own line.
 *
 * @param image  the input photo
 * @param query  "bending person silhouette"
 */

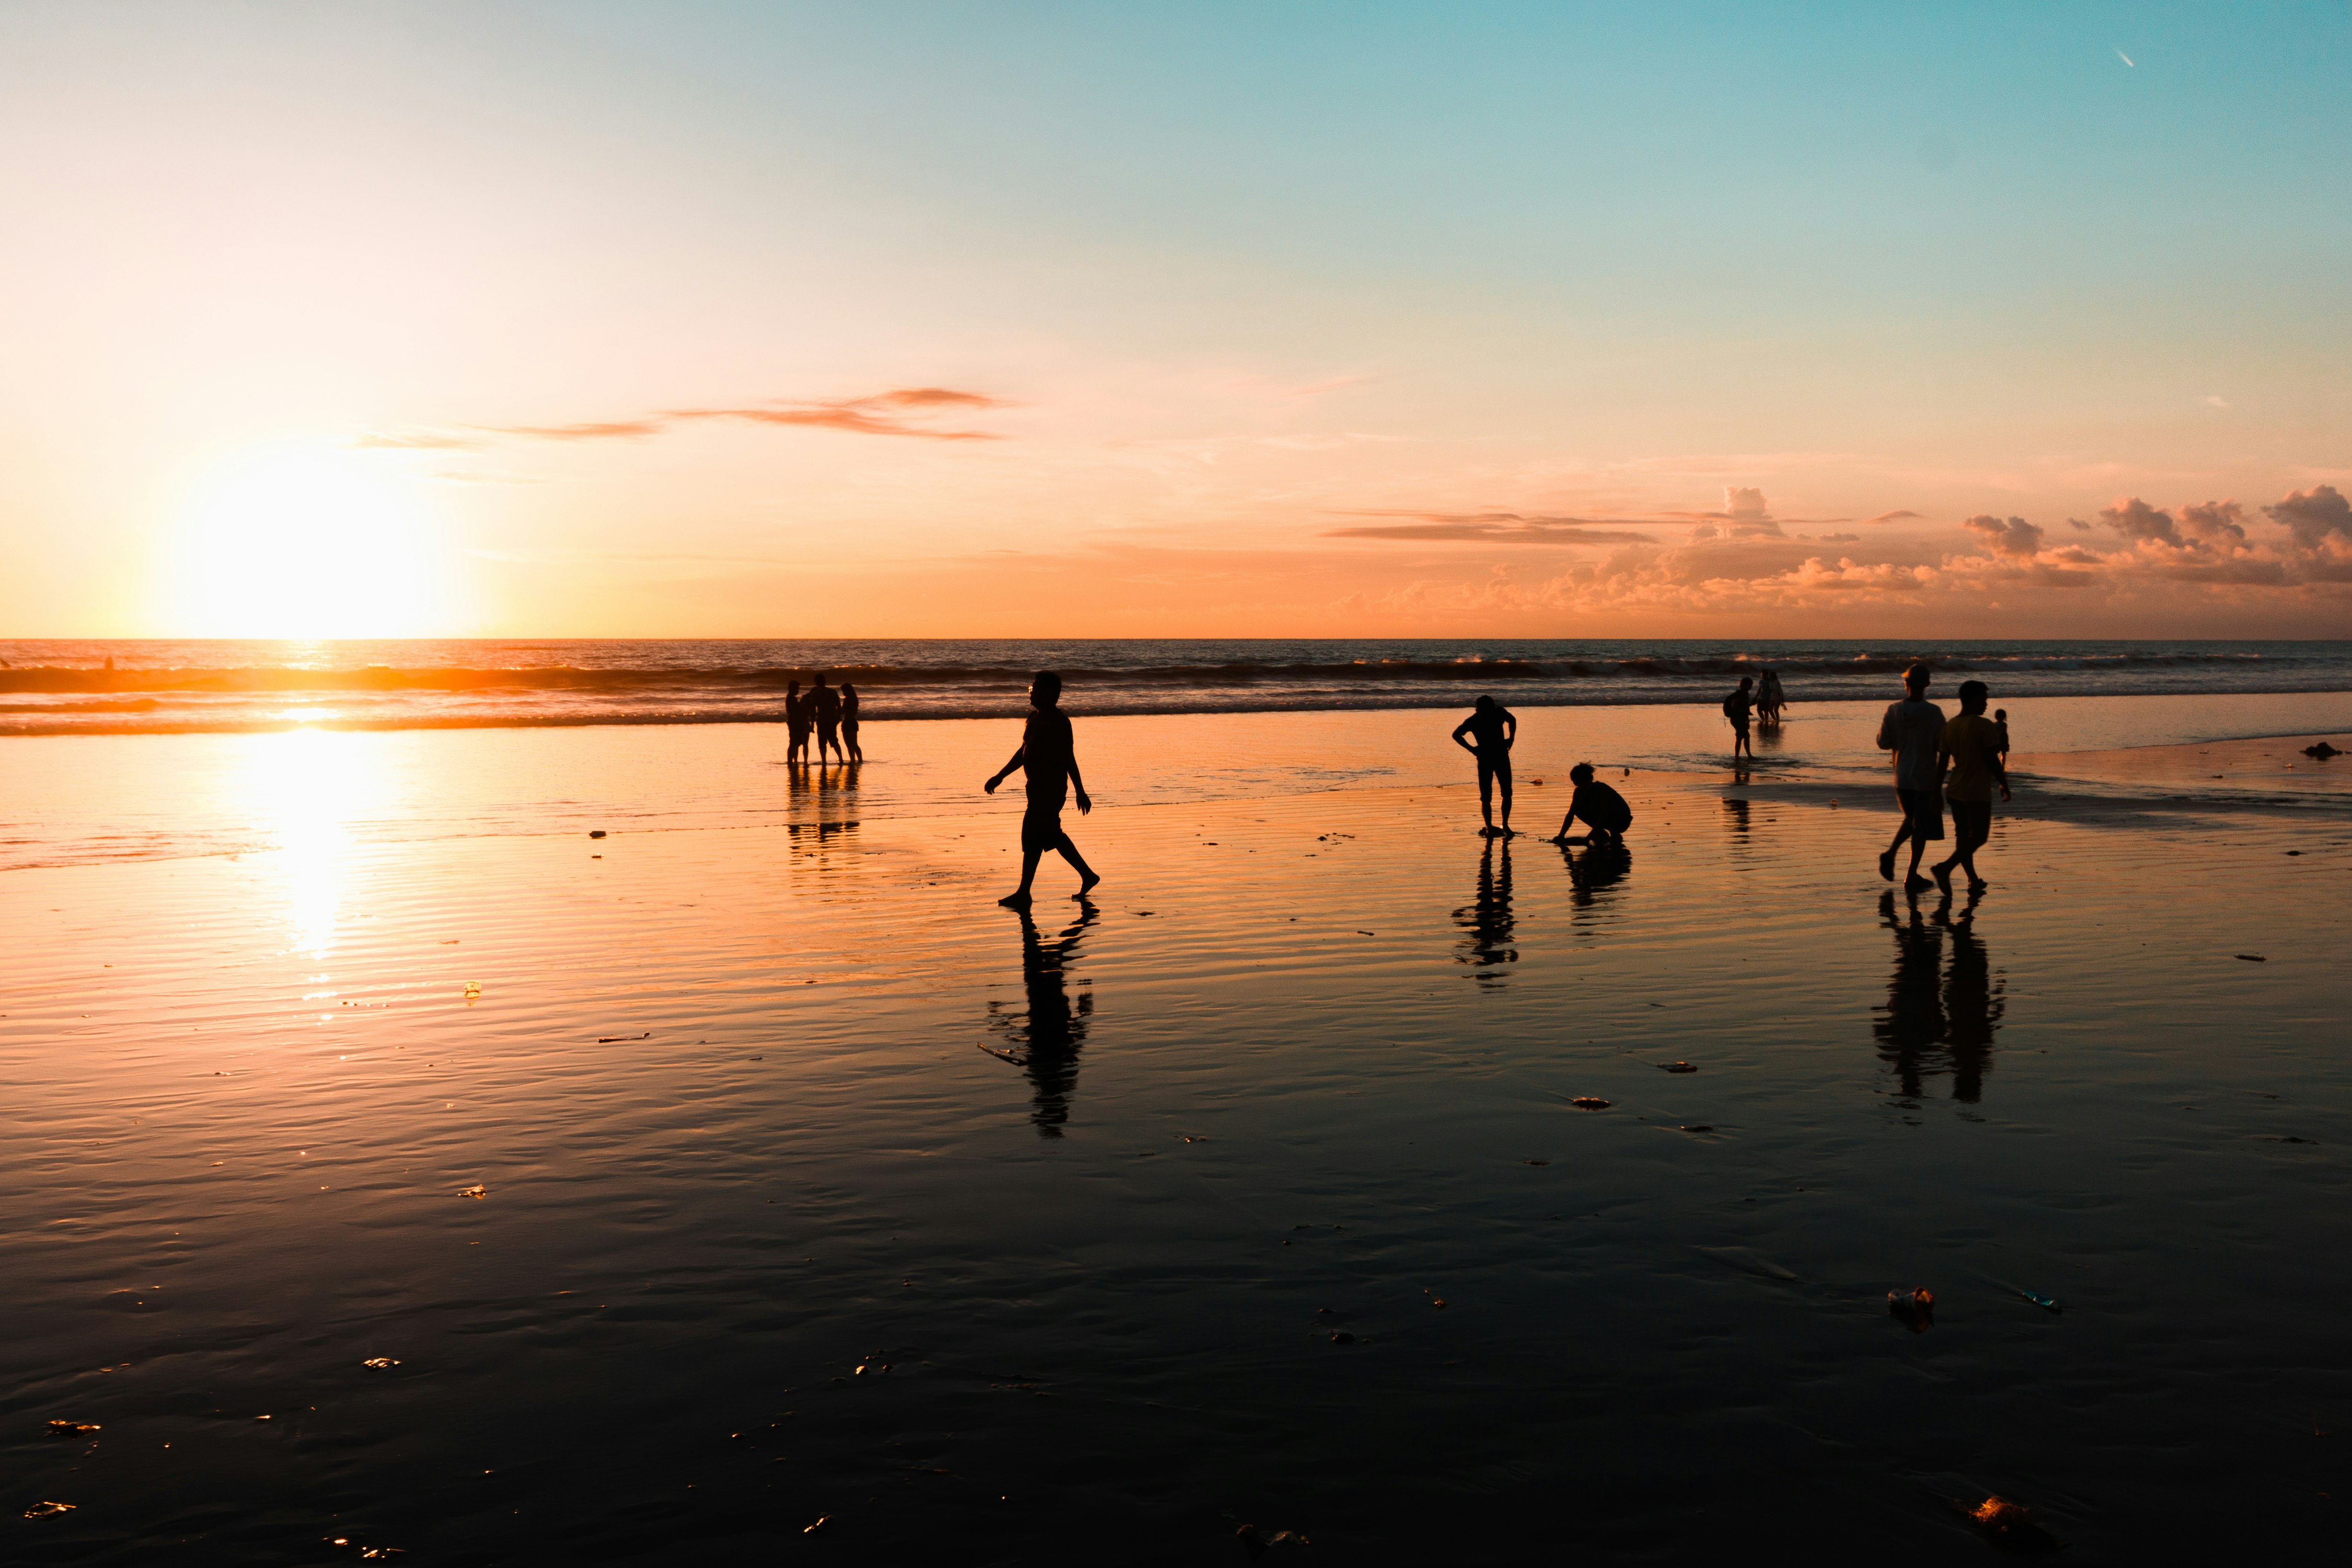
xmin=1451 ymin=695 xmax=1517 ymax=836
xmin=1546 ymin=762 xmax=1632 ymax=845
xmin=985 ymin=670 xmax=1099 ymax=907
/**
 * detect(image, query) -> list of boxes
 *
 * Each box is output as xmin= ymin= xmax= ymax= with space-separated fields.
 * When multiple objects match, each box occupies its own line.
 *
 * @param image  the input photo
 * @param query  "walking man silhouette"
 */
xmin=1876 ymin=663 xmax=1946 ymax=891
xmin=1723 ymin=677 xmax=1756 ymax=761
xmin=1451 ymin=695 xmax=1517 ymax=836
xmin=1931 ymin=679 xmax=2010 ymax=893
xmin=985 ymin=671 xmax=1099 ymax=907
xmin=811 ymin=674 xmax=844 ymax=764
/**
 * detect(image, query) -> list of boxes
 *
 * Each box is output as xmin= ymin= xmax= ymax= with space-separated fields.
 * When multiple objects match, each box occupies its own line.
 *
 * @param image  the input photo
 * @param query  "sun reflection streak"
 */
xmin=235 ymin=729 xmax=386 ymax=960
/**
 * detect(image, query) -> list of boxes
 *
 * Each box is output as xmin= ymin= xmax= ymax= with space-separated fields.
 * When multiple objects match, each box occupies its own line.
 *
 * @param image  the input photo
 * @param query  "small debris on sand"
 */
xmin=2302 ymin=741 xmax=2340 ymax=759
xmin=1524 ymin=1158 xmax=1550 ymax=1166
xmin=458 ymin=1184 xmax=488 ymax=1199
xmin=2017 ymin=1288 xmax=2063 ymax=1314
xmin=1659 ymin=1062 xmax=1698 ymax=1073
xmin=804 ymin=1515 xmax=829 ymax=1534
xmin=589 ymin=829 xmax=607 ymax=838
xmin=1237 ymin=1523 xmax=1311 ymax=1557
xmin=45 ymin=1420 xmax=100 ymax=1436
xmin=595 ymin=1032 xmax=651 ymax=1043
xmin=362 ymin=1357 xmax=399 ymax=1369
xmin=2235 ymin=954 xmax=2267 ymax=962
xmin=24 ymin=1501 xmax=75 ymax=1518
xmin=1679 ymin=1124 xmax=1716 ymax=1134
xmin=1886 ymin=1287 xmax=1934 ymax=1332
xmin=1329 ymin=1331 xmax=1356 ymax=1344
xmin=1569 ymin=1097 xmax=1610 ymax=1110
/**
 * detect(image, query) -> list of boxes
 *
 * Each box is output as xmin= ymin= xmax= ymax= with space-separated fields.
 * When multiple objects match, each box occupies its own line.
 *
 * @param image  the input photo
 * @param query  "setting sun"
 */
xmin=165 ymin=442 xmax=453 ymax=638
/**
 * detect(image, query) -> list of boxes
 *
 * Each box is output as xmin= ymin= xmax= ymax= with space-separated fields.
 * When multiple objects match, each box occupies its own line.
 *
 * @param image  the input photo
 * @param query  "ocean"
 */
xmin=3 ymin=638 xmax=2347 ymax=736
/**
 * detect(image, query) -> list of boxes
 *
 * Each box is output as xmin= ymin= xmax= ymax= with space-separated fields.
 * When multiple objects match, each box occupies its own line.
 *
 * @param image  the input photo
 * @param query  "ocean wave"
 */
xmin=0 ymin=647 xmax=2281 ymax=695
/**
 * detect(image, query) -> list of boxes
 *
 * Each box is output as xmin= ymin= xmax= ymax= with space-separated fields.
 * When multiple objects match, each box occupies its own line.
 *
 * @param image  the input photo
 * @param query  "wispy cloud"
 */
xmin=1862 ymin=509 xmax=1923 ymax=525
xmin=368 ymin=388 xmax=1009 ymax=449
xmin=1322 ymin=510 xmax=1659 ymax=545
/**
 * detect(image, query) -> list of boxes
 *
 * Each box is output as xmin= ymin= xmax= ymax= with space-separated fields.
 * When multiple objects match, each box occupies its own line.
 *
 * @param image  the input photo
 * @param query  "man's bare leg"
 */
xmin=999 ymin=849 xmax=1044 ymax=908
xmin=1058 ymin=838 xmax=1100 ymax=899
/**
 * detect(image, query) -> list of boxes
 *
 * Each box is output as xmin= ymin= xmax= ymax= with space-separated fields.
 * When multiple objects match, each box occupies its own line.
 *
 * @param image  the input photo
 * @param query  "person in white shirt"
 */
xmin=1875 ymin=663 xmax=1946 ymax=891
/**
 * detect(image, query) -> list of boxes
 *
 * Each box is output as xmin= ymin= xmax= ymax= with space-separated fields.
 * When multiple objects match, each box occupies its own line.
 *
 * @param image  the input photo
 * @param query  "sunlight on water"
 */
xmin=237 ymin=727 xmax=386 ymax=959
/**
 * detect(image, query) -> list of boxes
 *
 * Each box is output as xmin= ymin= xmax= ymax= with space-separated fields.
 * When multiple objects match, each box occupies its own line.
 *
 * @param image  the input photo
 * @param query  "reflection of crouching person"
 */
xmin=1548 ymin=763 xmax=1633 ymax=845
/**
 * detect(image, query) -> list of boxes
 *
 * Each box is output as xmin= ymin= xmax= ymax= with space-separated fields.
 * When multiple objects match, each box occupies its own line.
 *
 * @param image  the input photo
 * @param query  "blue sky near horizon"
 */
xmin=1 ymin=2 xmax=2347 ymax=636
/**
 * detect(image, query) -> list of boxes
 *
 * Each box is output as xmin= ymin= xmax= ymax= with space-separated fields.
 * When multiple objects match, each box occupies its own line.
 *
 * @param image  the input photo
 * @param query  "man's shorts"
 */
xmin=1022 ymin=795 xmax=1068 ymax=852
xmin=1476 ymin=754 xmax=1512 ymax=794
xmin=1949 ymin=800 xmax=1992 ymax=845
xmin=1895 ymin=786 xmax=1945 ymax=841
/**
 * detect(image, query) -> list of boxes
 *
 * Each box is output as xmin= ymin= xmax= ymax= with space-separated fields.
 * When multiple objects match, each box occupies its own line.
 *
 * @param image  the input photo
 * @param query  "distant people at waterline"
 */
xmin=841 ymin=682 xmax=864 ymax=762
xmin=1722 ymin=676 xmax=1755 ymax=761
xmin=811 ymin=673 xmax=844 ymax=764
xmin=1451 ymin=695 xmax=1517 ymax=836
xmin=1756 ymin=668 xmax=1787 ymax=726
xmin=784 ymin=678 xmax=812 ymax=763
xmin=1547 ymin=763 xmax=1632 ymax=846
xmin=1930 ymin=679 xmax=2010 ymax=894
xmin=985 ymin=670 xmax=1100 ymax=908
xmin=1876 ymin=663 xmax=1946 ymax=891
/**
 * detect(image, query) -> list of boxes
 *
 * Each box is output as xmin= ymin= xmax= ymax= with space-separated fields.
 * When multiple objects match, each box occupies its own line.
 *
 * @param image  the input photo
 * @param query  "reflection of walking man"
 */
xmin=1451 ymin=695 xmax=1517 ymax=836
xmin=1876 ymin=664 xmax=1945 ymax=891
xmin=985 ymin=671 xmax=1100 ymax=908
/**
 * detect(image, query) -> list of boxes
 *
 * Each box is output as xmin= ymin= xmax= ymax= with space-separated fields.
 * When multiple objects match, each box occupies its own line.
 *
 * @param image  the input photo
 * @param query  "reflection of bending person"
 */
xmin=1451 ymin=695 xmax=1517 ymax=836
xmin=985 ymin=670 xmax=1100 ymax=908
xmin=1546 ymin=762 xmax=1631 ymax=844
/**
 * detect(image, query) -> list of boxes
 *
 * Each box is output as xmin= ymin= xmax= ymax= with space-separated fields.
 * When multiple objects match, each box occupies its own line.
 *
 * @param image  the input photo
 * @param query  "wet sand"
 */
xmin=3 ymin=708 xmax=2348 ymax=1561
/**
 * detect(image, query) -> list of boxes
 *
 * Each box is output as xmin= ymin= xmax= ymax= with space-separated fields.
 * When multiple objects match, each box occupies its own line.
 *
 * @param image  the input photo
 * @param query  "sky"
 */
xmin=2 ymin=1 xmax=2348 ymax=640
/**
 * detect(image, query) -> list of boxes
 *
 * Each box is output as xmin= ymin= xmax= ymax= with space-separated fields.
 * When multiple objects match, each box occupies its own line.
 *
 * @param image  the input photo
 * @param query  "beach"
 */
xmin=4 ymin=700 xmax=2348 ymax=1560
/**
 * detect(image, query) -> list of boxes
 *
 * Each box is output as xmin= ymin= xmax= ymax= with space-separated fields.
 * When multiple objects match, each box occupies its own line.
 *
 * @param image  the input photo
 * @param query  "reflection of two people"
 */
xmin=1873 ymin=888 xmax=2003 ymax=1102
xmin=984 ymin=904 xmax=1098 ymax=1136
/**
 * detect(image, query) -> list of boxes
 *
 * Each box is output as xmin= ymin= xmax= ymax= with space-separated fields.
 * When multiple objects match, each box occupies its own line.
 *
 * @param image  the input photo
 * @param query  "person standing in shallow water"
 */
xmin=783 ymin=678 xmax=811 ymax=764
xmin=1876 ymin=663 xmax=1946 ymax=891
xmin=985 ymin=671 xmax=1099 ymax=908
xmin=1931 ymin=679 xmax=2010 ymax=893
xmin=810 ymin=674 xmax=844 ymax=764
xmin=1723 ymin=676 xmax=1756 ymax=761
xmin=1451 ymin=695 xmax=1517 ymax=836
xmin=840 ymin=682 xmax=863 ymax=762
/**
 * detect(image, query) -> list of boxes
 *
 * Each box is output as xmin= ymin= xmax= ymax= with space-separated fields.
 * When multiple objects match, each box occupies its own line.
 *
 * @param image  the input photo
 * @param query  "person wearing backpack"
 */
xmin=1722 ymin=677 xmax=1755 ymax=762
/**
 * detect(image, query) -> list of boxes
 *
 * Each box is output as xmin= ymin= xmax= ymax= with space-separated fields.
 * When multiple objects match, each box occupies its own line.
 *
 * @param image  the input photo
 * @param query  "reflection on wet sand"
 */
xmin=983 ymin=904 xmax=1098 ymax=1136
xmin=786 ymin=760 xmax=861 ymax=865
xmin=1559 ymin=839 xmax=1631 ymax=929
xmin=1873 ymin=887 xmax=2005 ymax=1104
xmin=1452 ymin=838 xmax=1516 ymax=982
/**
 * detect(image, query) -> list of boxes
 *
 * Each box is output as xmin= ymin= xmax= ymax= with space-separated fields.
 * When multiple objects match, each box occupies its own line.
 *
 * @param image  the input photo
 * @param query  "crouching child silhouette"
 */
xmin=985 ymin=671 xmax=1100 ymax=908
xmin=1546 ymin=762 xmax=1633 ymax=845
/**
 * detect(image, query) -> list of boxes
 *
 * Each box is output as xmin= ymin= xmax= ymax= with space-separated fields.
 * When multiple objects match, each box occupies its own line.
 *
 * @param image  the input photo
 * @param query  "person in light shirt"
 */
xmin=1875 ymin=663 xmax=1946 ymax=891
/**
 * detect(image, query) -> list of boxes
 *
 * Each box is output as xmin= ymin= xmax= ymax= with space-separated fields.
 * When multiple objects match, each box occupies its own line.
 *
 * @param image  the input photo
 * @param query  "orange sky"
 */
xmin=3 ymin=4 xmax=2347 ymax=639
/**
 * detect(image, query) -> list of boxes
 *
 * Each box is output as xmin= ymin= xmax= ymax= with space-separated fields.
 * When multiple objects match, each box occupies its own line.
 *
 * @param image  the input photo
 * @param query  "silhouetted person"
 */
xmin=1546 ymin=761 xmax=1631 ymax=845
xmin=783 ymin=678 xmax=811 ymax=764
xmin=1992 ymin=707 xmax=2011 ymax=766
xmin=1452 ymin=837 xmax=1516 ymax=982
xmin=1931 ymin=678 xmax=2010 ymax=893
xmin=983 ymin=905 xmax=1098 ymax=1137
xmin=1451 ymin=694 xmax=1517 ymax=836
xmin=810 ymin=674 xmax=844 ymax=763
xmin=985 ymin=670 xmax=1099 ymax=907
xmin=1757 ymin=668 xmax=1786 ymax=726
xmin=841 ymin=682 xmax=864 ymax=762
xmin=1875 ymin=663 xmax=1945 ymax=890
xmin=1722 ymin=676 xmax=1755 ymax=761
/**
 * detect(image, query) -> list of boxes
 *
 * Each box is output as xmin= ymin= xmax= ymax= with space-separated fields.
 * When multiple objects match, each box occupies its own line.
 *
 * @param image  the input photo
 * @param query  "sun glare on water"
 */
xmin=170 ymin=443 xmax=455 ymax=638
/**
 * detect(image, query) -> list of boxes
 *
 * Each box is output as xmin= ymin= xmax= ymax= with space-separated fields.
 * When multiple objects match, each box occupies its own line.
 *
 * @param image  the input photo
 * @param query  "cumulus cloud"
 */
xmin=1961 ymin=514 xmax=2046 ymax=558
xmin=2268 ymin=483 xmax=2352 ymax=546
xmin=2098 ymin=496 xmax=2182 ymax=546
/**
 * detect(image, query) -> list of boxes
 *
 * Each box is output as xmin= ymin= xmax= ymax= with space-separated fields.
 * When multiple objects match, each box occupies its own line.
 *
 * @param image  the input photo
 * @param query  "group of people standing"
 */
xmin=783 ymin=674 xmax=862 ymax=765
xmin=974 ymin=662 xmax=2013 ymax=908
